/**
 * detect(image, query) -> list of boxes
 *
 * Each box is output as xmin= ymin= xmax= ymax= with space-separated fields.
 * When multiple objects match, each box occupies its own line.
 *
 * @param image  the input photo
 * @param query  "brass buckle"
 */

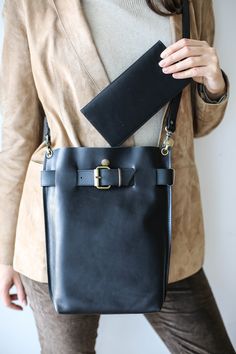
xmin=94 ymin=166 xmax=111 ymax=190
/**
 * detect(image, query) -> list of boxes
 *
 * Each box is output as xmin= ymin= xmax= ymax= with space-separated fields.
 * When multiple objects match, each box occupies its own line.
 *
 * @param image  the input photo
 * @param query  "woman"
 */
xmin=0 ymin=0 xmax=234 ymax=353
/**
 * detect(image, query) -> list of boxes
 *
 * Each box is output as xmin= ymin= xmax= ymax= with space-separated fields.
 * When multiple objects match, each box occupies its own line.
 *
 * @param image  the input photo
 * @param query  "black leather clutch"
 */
xmin=80 ymin=40 xmax=191 ymax=147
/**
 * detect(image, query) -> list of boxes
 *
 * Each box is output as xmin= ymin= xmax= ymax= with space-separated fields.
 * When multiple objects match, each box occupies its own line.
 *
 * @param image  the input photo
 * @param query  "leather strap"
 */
xmin=41 ymin=168 xmax=175 ymax=187
xmin=165 ymin=0 xmax=190 ymax=133
xmin=41 ymin=170 xmax=55 ymax=186
xmin=44 ymin=0 xmax=190 ymax=141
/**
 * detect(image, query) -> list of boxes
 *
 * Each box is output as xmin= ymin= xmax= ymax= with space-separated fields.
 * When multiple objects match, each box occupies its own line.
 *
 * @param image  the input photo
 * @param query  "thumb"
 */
xmin=14 ymin=274 xmax=27 ymax=306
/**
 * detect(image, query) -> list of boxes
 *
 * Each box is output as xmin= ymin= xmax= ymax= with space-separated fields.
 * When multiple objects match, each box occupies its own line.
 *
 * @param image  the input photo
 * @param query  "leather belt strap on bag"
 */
xmin=41 ymin=167 xmax=175 ymax=188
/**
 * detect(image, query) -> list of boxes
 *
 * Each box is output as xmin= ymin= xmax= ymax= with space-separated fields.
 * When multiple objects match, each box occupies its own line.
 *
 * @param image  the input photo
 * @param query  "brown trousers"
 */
xmin=19 ymin=268 xmax=235 ymax=354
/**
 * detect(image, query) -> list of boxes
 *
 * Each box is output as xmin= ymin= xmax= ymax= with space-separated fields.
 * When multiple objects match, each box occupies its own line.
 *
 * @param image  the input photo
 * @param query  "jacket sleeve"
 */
xmin=0 ymin=0 xmax=44 ymax=265
xmin=190 ymin=0 xmax=230 ymax=138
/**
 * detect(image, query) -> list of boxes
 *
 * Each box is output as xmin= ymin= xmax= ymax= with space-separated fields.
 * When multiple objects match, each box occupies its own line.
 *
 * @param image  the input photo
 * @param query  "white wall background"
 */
xmin=0 ymin=1 xmax=235 ymax=353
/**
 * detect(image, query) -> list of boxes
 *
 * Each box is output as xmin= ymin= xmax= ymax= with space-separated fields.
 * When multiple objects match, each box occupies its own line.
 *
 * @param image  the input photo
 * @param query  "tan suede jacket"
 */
xmin=0 ymin=0 xmax=229 ymax=283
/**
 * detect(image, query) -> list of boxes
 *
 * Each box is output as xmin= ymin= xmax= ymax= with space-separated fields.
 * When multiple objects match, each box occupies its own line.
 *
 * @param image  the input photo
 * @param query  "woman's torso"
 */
xmin=0 ymin=0 xmax=226 ymax=284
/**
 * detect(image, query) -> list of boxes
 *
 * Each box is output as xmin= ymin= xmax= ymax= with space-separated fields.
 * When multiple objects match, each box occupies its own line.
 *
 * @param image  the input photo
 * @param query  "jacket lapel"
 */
xmin=50 ymin=0 xmax=110 ymax=92
xmin=50 ymin=0 xmax=185 ymax=147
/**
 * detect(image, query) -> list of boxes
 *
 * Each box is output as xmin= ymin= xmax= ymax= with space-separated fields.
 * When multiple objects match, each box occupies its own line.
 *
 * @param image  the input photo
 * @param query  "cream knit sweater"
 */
xmin=81 ymin=0 xmax=173 ymax=146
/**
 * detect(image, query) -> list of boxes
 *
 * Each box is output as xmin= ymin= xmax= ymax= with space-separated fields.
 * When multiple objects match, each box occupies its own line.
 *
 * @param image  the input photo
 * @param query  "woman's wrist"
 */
xmin=204 ymin=77 xmax=226 ymax=98
xmin=198 ymin=70 xmax=228 ymax=104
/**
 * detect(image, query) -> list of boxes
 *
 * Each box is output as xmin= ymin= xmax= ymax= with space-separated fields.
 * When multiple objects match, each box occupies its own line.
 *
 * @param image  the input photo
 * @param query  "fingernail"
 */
xmin=160 ymin=51 xmax=167 ymax=59
xmin=159 ymin=59 xmax=165 ymax=67
xmin=22 ymin=299 xmax=27 ymax=307
xmin=162 ymin=67 xmax=169 ymax=73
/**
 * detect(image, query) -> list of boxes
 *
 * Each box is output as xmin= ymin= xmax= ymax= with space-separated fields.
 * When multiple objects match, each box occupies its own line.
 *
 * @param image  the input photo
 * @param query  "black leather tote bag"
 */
xmin=40 ymin=0 xmax=190 ymax=314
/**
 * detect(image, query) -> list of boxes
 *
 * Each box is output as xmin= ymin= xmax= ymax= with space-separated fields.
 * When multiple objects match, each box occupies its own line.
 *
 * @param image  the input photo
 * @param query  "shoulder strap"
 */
xmin=165 ymin=0 xmax=190 ymax=134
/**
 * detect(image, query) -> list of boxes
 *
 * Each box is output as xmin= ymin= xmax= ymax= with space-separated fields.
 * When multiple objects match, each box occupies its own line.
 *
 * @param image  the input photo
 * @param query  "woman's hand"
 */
xmin=0 ymin=264 xmax=27 ymax=311
xmin=159 ymin=38 xmax=226 ymax=99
